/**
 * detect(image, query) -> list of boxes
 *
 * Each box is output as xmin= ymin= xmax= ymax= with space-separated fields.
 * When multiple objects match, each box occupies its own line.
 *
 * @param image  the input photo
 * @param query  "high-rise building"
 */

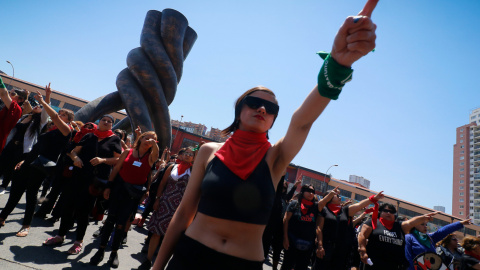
xmin=453 ymin=108 xmax=480 ymax=223
xmin=349 ymin=175 xmax=370 ymax=189
xmin=434 ymin=206 xmax=446 ymax=213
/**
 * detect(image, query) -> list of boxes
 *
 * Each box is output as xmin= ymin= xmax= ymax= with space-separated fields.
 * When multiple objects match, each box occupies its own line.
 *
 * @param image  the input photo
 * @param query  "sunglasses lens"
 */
xmin=244 ymin=96 xmax=279 ymax=115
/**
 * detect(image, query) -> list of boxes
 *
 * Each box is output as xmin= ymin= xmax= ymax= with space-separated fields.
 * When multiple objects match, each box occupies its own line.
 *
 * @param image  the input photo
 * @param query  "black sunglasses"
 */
xmin=242 ymin=96 xmax=279 ymax=115
xmin=382 ymin=209 xmax=396 ymax=214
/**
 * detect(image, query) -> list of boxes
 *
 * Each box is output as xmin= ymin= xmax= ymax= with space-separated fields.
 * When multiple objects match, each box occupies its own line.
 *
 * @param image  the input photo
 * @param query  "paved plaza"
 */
xmin=0 ymin=185 xmax=276 ymax=269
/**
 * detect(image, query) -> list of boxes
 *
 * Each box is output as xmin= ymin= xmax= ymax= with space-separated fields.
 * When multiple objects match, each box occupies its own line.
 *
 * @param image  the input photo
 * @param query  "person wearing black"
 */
xmin=34 ymin=122 xmax=97 ymax=220
xmin=357 ymin=203 xmax=439 ymax=270
xmin=436 ymin=234 xmax=464 ymax=268
xmin=43 ymin=115 xmax=121 ymax=255
xmin=262 ymin=177 xmax=299 ymax=270
xmin=314 ymin=190 xmax=384 ymax=270
xmin=280 ymin=185 xmax=337 ymax=270
xmin=0 ymin=90 xmax=73 ymax=237
xmin=459 ymin=236 xmax=480 ymax=270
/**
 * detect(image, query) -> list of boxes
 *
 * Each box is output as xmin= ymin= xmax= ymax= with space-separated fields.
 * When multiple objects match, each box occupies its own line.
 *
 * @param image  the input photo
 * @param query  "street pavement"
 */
xmin=0 ymin=186 xmax=276 ymax=269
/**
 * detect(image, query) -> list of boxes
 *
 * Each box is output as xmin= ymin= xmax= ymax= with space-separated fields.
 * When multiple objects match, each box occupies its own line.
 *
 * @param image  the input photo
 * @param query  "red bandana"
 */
xmin=327 ymin=203 xmax=342 ymax=216
xmin=177 ymin=161 xmax=192 ymax=175
xmin=93 ymin=129 xmax=115 ymax=140
xmin=379 ymin=218 xmax=395 ymax=230
xmin=73 ymin=123 xmax=97 ymax=143
xmin=214 ymin=129 xmax=271 ymax=180
xmin=466 ymin=250 xmax=480 ymax=261
xmin=365 ymin=195 xmax=380 ymax=229
xmin=300 ymin=199 xmax=314 ymax=215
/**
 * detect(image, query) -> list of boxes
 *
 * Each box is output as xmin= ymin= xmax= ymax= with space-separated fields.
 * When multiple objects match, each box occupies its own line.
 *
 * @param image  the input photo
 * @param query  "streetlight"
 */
xmin=171 ymin=115 xmax=184 ymax=149
xmin=6 ymin=60 xmax=14 ymax=88
xmin=323 ymin=164 xmax=338 ymax=185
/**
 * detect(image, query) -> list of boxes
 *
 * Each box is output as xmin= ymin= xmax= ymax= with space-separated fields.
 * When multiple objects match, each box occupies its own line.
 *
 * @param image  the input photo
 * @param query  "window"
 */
xmin=339 ymin=189 xmax=352 ymax=199
xmin=181 ymin=138 xmax=199 ymax=149
xmin=460 ymin=156 xmax=465 ymax=160
xmin=459 ymin=211 xmax=463 ymax=215
xmin=50 ymin=98 xmax=61 ymax=107
xmin=460 ymin=186 xmax=464 ymax=190
xmin=461 ymin=174 xmax=465 ymax=177
xmin=460 ymin=205 xmax=465 ymax=209
xmin=460 ymin=180 xmax=464 ymax=184
xmin=301 ymin=175 xmax=328 ymax=194
xmin=62 ymin=103 xmax=81 ymax=112
xmin=461 ymin=128 xmax=464 ymax=132
xmin=460 ymin=199 xmax=464 ymax=202
xmin=460 ymin=168 xmax=465 ymax=172
xmin=461 ymin=162 xmax=465 ymax=166
xmin=472 ymin=115 xmax=477 ymax=120
xmin=355 ymin=194 xmax=367 ymax=202
xmin=461 ymin=145 xmax=465 ymax=148
xmin=461 ymin=134 xmax=464 ymax=138
xmin=460 ymin=140 xmax=464 ymax=143
xmin=460 ymin=192 xmax=464 ymax=196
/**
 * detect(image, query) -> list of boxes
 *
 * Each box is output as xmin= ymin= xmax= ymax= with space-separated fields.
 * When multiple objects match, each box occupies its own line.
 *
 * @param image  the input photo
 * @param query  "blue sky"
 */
xmin=2 ymin=0 xmax=480 ymax=215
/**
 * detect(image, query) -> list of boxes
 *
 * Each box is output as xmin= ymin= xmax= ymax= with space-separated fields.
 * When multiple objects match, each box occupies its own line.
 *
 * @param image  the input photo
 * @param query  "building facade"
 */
xmin=349 ymin=175 xmax=371 ymax=189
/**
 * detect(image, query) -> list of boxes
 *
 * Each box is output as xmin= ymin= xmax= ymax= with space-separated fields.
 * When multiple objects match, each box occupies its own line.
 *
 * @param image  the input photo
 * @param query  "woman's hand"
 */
xmin=15 ymin=160 xmax=24 ymax=170
xmin=316 ymin=246 xmax=325 ymax=258
xmin=90 ymin=157 xmax=105 ymax=166
xmin=359 ymin=249 xmax=369 ymax=264
xmin=283 ymin=237 xmax=289 ymax=250
xmin=421 ymin=211 xmax=439 ymax=223
xmin=104 ymin=188 xmax=111 ymax=200
xmin=460 ymin=218 xmax=473 ymax=225
xmin=135 ymin=126 xmax=142 ymax=138
xmin=34 ymin=91 xmax=45 ymax=104
xmin=145 ymin=138 xmax=156 ymax=147
xmin=373 ymin=191 xmax=384 ymax=201
xmin=73 ymin=157 xmax=83 ymax=168
xmin=331 ymin=0 xmax=378 ymax=67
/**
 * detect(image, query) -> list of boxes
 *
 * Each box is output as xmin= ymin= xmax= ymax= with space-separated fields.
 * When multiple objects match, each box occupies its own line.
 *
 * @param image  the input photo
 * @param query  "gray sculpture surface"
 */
xmin=75 ymin=9 xmax=197 ymax=150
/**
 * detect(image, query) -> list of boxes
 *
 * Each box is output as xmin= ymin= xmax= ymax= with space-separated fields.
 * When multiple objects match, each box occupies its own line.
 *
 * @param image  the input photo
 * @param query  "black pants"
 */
xmin=35 ymin=173 xmax=65 ymax=216
xmin=281 ymin=245 xmax=314 ymax=270
xmin=0 ymin=164 xmax=46 ymax=226
xmin=99 ymin=178 xmax=144 ymax=250
xmin=167 ymin=234 xmax=263 ymax=270
xmin=262 ymin=211 xmax=284 ymax=262
xmin=313 ymin=242 xmax=350 ymax=270
xmin=57 ymin=174 xmax=96 ymax=241
xmin=0 ymin=142 xmax=24 ymax=189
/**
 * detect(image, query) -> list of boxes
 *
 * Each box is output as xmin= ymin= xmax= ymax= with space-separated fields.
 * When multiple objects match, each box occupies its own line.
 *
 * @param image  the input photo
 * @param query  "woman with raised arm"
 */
xmin=0 ymin=89 xmax=73 ymax=237
xmin=405 ymin=217 xmax=472 ymax=270
xmin=358 ymin=203 xmax=440 ymax=270
xmin=89 ymin=131 xmax=158 ymax=268
xmin=43 ymin=114 xmax=121 ymax=255
xmin=153 ymin=1 xmax=378 ymax=269
xmin=313 ymin=189 xmax=384 ymax=270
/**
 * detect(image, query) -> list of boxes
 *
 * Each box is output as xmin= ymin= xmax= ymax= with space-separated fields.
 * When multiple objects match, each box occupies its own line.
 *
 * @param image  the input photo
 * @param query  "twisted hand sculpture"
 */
xmin=75 ymin=9 xmax=197 ymax=150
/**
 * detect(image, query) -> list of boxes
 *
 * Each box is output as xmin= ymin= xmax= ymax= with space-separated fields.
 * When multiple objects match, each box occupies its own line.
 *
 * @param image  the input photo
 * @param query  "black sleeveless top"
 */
xmin=197 ymin=156 xmax=276 ymax=225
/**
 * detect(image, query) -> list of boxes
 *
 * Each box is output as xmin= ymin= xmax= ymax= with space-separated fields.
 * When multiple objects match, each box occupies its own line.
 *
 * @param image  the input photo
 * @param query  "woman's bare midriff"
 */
xmin=185 ymin=212 xmax=266 ymax=261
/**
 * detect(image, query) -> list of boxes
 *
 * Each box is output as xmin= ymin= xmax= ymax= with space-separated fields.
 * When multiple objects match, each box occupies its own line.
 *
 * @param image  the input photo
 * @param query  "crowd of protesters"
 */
xmin=2 ymin=1 xmax=480 ymax=270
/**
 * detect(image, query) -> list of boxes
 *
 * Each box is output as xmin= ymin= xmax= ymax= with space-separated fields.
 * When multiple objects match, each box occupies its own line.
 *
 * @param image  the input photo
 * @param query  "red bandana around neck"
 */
xmin=300 ymin=199 xmax=314 ymax=215
xmin=466 ymin=250 xmax=480 ymax=261
xmin=214 ymin=129 xmax=271 ymax=180
xmin=73 ymin=123 xmax=97 ymax=143
xmin=379 ymin=218 xmax=395 ymax=230
xmin=327 ymin=203 xmax=342 ymax=216
xmin=93 ymin=129 xmax=115 ymax=140
xmin=177 ymin=161 xmax=192 ymax=175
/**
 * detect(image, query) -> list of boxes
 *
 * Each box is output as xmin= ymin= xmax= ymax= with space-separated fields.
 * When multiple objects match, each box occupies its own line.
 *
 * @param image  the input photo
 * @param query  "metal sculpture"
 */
xmin=75 ymin=9 xmax=197 ymax=150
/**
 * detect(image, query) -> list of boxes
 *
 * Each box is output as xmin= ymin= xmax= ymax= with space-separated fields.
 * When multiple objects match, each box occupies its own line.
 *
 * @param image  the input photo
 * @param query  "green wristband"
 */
xmin=0 ymin=76 xmax=5 ymax=89
xmin=316 ymin=53 xmax=353 ymax=100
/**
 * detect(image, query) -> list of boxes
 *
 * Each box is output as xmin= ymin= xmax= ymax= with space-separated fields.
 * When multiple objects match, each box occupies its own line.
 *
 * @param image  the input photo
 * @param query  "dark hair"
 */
xmin=297 ymin=184 xmax=315 ymax=203
xmin=438 ymin=234 xmax=457 ymax=248
xmin=221 ymin=86 xmax=277 ymax=137
xmin=23 ymin=112 xmax=43 ymax=139
xmin=114 ymin=129 xmax=126 ymax=141
xmin=462 ymin=236 xmax=480 ymax=251
xmin=379 ymin=203 xmax=397 ymax=213
xmin=59 ymin=109 xmax=75 ymax=121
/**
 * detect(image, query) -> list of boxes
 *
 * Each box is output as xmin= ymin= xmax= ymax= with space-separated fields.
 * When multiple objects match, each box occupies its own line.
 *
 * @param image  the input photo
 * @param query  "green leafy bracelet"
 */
xmin=316 ymin=52 xmax=353 ymax=100
xmin=0 ymin=76 xmax=5 ymax=89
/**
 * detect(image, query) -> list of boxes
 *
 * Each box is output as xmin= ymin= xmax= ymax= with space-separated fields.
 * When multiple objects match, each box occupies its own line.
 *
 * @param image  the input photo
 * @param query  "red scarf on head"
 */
xmin=214 ymin=129 xmax=271 ymax=180
xmin=466 ymin=250 xmax=480 ymax=261
xmin=93 ymin=129 xmax=115 ymax=140
xmin=300 ymin=199 xmax=314 ymax=215
xmin=327 ymin=204 xmax=342 ymax=216
xmin=177 ymin=161 xmax=192 ymax=175
xmin=73 ymin=123 xmax=97 ymax=143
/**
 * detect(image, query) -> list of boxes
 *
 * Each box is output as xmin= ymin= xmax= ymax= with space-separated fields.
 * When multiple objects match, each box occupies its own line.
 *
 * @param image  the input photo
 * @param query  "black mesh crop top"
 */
xmin=197 ymin=156 xmax=276 ymax=225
